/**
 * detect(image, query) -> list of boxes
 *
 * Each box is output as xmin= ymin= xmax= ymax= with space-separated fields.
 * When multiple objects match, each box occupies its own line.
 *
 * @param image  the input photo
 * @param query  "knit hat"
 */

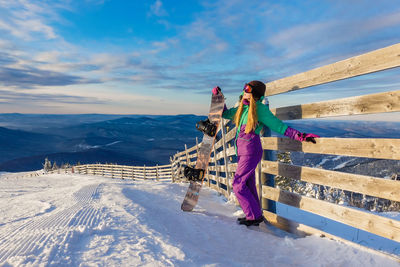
xmin=248 ymin=80 xmax=266 ymax=100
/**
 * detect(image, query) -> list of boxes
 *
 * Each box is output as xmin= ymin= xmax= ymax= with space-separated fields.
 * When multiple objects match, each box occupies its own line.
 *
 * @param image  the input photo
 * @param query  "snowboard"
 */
xmin=181 ymin=88 xmax=225 ymax=212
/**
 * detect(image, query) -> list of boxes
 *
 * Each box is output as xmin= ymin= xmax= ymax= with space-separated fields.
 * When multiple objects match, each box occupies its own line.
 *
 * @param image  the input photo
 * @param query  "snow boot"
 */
xmin=239 ymin=216 xmax=264 ymax=227
xmin=237 ymin=217 xmax=246 ymax=223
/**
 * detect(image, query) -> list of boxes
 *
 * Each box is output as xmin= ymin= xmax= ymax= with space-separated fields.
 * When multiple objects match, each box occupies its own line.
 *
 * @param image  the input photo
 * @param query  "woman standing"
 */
xmin=213 ymin=81 xmax=319 ymax=226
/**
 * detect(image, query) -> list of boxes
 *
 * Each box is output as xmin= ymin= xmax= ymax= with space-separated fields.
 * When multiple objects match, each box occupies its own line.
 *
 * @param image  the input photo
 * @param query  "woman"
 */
xmin=213 ymin=81 xmax=319 ymax=226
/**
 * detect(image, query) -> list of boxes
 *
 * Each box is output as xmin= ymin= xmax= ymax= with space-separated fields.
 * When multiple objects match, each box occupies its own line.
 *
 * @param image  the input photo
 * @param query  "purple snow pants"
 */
xmin=232 ymin=125 xmax=263 ymax=220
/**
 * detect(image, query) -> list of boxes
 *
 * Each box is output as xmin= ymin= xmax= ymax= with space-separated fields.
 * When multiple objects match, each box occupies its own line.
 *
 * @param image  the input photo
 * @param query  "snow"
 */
xmin=0 ymin=173 xmax=398 ymax=266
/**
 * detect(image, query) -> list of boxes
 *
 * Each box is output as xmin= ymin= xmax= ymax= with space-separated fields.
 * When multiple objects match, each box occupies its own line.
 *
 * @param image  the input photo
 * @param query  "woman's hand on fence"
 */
xmin=284 ymin=127 xmax=320 ymax=144
xmin=298 ymin=133 xmax=320 ymax=144
xmin=212 ymin=86 xmax=221 ymax=95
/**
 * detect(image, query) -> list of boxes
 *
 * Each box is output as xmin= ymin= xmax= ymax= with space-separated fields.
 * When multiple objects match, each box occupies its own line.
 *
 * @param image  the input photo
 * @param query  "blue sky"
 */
xmin=0 ymin=0 xmax=399 ymax=119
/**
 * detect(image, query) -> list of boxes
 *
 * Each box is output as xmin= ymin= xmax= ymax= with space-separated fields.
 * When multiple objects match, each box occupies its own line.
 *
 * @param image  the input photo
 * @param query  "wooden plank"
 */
xmin=208 ymin=166 xmax=216 ymax=172
xmin=263 ymin=210 xmax=400 ymax=262
xmin=262 ymin=186 xmax=400 ymax=242
xmin=186 ymin=145 xmax=197 ymax=154
xmin=265 ymin=43 xmax=400 ymax=96
xmin=224 ymin=127 xmax=237 ymax=143
xmin=207 ymin=164 xmax=225 ymax=172
xmin=262 ymin=160 xmax=400 ymax=202
xmin=226 ymin=146 xmax=236 ymax=157
xmin=215 ymin=150 xmax=225 ymax=161
xmin=271 ymin=90 xmax=400 ymax=120
xmin=261 ymin=137 xmax=400 ymax=160
xmin=218 ymin=177 xmax=228 ymax=186
xmin=216 ymin=165 xmax=225 ymax=172
xmin=175 ymin=151 xmax=186 ymax=157
xmin=214 ymin=139 xmax=224 ymax=150
xmin=227 ymin=163 xmax=237 ymax=173
xmin=188 ymin=153 xmax=197 ymax=159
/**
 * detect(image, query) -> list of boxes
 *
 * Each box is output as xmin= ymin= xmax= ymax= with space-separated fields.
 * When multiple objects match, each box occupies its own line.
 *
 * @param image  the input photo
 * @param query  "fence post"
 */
xmin=213 ymin=145 xmax=220 ymax=193
xmin=121 ymin=166 xmax=124 ymax=179
xmin=260 ymin=98 xmax=276 ymax=213
xmin=184 ymin=144 xmax=190 ymax=166
xmin=221 ymin=119 xmax=231 ymax=197
xmin=156 ymin=164 xmax=159 ymax=181
xmin=170 ymin=157 xmax=175 ymax=182
xmin=195 ymin=137 xmax=200 ymax=158
xmin=177 ymin=150 xmax=182 ymax=181
xmin=144 ymin=165 xmax=146 ymax=179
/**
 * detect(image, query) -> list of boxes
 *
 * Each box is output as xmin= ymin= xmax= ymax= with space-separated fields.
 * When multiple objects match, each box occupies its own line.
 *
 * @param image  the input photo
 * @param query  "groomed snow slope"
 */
xmin=0 ymin=173 xmax=398 ymax=266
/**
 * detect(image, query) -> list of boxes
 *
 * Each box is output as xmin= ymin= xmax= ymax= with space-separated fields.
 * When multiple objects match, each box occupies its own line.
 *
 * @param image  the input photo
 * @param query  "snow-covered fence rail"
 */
xmin=72 ymin=164 xmax=172 ymax=181
xmin=171 ymin=43 xmax=400 ymax=257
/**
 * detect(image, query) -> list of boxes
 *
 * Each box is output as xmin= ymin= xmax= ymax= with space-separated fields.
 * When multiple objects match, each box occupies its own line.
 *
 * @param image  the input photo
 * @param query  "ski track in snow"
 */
xmin=0 ymin=173 xmax=398 ymax=266
xmin=0 ymin=179 xmax=104 ymax=266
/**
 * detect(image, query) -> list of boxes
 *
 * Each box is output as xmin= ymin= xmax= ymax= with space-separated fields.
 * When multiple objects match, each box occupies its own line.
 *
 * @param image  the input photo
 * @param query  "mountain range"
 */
xmin=0 ymin=113 xmax=399 ymax=173
xmin=0 ymin=114 xmax=206 ymax=172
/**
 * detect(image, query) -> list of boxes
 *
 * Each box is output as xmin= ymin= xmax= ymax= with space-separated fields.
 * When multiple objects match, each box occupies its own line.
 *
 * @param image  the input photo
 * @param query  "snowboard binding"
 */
xmin=184 ymin=166 xmax=205 ymax=182
xmin=196 ymin=118 xmax=217 ymax=137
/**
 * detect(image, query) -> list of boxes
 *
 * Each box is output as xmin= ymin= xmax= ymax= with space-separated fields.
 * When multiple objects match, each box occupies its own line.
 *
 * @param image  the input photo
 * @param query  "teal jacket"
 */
xmin=222 ymin=97 xmax=288 ymax=154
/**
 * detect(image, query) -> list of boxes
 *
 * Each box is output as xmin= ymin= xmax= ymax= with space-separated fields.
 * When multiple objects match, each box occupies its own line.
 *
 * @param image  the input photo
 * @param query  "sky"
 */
xmin=0 ymin=0 xmax=400 ymax=119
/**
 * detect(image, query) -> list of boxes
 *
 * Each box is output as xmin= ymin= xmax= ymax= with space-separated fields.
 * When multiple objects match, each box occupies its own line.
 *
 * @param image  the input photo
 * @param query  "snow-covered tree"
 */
xmin=43 ymin=158 xmax=52 ymax=172
xmin=52 ymin=162 xmax=58 ymax=171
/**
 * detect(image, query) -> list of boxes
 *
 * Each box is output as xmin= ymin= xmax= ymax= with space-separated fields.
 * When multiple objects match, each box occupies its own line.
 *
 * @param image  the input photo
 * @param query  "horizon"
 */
xmin=0 ymin=1 xmax=399 ymax=120
xmin=0 ymin=112 xmax=400 ymax=122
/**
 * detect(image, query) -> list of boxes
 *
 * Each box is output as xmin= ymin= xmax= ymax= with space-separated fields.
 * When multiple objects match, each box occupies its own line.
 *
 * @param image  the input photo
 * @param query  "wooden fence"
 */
xmin=1 ymin=164 xmax=172 ymax=181
xmin=72 ymin=164 xmax=172 ymax=181
xmin=41 ymin=164 xmax=172 ymax=181
xmin=170 ymin=43 xmax=400 ymax=257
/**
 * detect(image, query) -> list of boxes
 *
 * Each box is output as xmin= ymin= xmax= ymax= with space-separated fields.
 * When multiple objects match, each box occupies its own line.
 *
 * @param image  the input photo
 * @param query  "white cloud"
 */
xmin=360 ymin=9 xmax=400 ymax=32
xmin=267 ymin=8 xmax=400 ymax=63
xmin=149 ymin=0 xmax=168 ymax=17
xmin=0 ymin=1 xmax=59 ymax=40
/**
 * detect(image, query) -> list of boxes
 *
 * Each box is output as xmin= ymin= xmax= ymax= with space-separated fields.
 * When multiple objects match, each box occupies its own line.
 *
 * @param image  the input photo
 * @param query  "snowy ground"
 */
xmin=0 ymin=173 xmax=399 ymax=266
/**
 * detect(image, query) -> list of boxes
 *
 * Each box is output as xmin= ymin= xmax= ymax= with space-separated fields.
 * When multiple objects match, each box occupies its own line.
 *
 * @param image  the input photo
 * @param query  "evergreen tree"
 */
xmin=43 ymin=158 xmax=52 ymax=172
xmin=275 ymin=151 xmax=292 ymax=191
xmin=52 ymin=162 xmax=58 ymax=171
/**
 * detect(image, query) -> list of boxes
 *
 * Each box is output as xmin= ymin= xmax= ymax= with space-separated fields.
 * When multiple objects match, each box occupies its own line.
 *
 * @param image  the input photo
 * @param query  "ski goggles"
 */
xmin=243 ymin=83 xmax=253 ymax=93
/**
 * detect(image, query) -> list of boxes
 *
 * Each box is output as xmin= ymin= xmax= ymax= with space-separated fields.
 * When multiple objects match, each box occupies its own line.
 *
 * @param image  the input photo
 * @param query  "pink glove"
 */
xmin=296 ymin=132 xmax=320 ymax=143
xmin=212 ymin=86 xmax=221 ymax=95
xmin=284 ymin=127 xmax=320 ymax=144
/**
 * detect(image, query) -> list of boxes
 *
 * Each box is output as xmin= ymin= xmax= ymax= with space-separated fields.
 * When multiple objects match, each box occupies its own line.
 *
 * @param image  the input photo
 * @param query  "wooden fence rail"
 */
xmin=170 ymin=43 xmax=400 ymax=259
xmin=72 ymin=164 xmax=172 ymax=181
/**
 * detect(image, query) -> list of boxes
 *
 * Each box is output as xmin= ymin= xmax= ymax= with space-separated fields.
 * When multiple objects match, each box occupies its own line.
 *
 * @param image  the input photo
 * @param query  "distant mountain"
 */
xmin=0 ymin=148 xmax=154 ymax=172
xmin=0 ymin=114 xmax=206 ymax=172
xmin=0 ymin=113 xmax=130 ymax=131
xmin=0 ymin=126 xmax=64 ymax=163
xmin=1 ymin=114 xmax=399 ymax=173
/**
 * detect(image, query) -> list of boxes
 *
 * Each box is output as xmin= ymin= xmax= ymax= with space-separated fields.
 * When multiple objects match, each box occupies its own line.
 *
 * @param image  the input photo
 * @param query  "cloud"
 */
xmin=0 ymin=1 xmax=59 ymax=40
xmin=267 ymin=8 xmax=400 ymax=63
xmin=0 ymin=89 xmax=107 ymax=105
xmin=0 ymin=52 xmax=18 ymax=65
xmin=0 ymin=66 xmax=100 ymax=88
xmin=0 ymin=0 xmax=399 ymax=114
xmin=149 ymin=0 xmax=168 ymax=17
